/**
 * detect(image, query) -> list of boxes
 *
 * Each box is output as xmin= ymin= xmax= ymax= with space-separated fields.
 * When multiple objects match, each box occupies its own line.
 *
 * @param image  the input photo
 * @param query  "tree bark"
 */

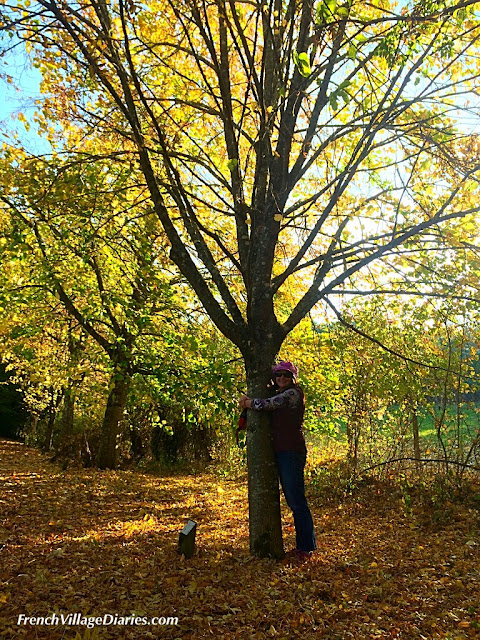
xmin=96 ymin=373 xmax=130 ymax=469
xmin=42 ymin=387 xmax=61 ymax=452
xmin=60 ymin=388 xmax=75 ymax=437
xmin=42 ymin=410 xmax=56 ymax=452
xmin=245 ymin=351 xmax=284 ymax=559
xmin=412 ymin=409 xmax=421 ymax=474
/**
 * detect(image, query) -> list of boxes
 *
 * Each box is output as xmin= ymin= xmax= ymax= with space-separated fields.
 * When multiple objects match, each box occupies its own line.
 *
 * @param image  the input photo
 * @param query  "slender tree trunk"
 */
xmin=42 ymin=387 xmax=61 ymax=452
xmin=412 ymin=409 xmax=421 ymax=474
xmin=27 ymin=413 xmax=39 ymax=443
xmin=42 ymin=410 xmax=56 ymax=452
xmin=245 ymin=353 xmax=284 ymax=559
xmin=97 ymin=373 xmax=130 ymax=469
xmin=60 ymin=329 xmax=84 ymax=439
xmin=346 ymin=413 xmax=359 ymax=473
xmin=60 ymin=387 xmax=75 ymax=437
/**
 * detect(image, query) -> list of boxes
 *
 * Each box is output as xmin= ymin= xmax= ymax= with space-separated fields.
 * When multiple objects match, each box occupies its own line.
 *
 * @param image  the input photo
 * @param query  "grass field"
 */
xmin=306 ymin=402 xmax=480 ymax=476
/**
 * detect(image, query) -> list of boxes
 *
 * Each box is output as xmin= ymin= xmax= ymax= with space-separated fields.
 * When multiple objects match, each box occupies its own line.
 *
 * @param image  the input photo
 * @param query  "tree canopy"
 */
xmin=2 ymin=0 xmax=480 ymax=556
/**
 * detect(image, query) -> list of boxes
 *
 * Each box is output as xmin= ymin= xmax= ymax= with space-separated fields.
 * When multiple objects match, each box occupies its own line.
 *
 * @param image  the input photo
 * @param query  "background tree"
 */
xmin=0 ymin=150 xmax=184 ymax=468
xmin=129 ymin=316 xmax=243 ymax=465
xmin=2 ymin=0 xmax=480 ymax=556
xmin=306 ymin=293 xmax=480 ymax=477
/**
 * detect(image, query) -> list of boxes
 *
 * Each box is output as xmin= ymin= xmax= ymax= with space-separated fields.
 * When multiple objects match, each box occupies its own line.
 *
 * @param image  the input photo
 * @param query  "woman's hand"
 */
xmin=239 ymin=395 xmax=252 ymax=409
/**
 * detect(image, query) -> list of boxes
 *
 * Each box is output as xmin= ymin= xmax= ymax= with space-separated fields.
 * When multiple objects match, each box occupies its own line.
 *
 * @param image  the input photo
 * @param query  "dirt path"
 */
xmin=0 ymin=439 xmax=479 ymax=639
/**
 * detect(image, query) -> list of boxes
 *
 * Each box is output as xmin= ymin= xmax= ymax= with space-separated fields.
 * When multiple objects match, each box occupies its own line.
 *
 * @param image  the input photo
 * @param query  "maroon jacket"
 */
xmin=251 ymin=386 xmax=307 ymax=454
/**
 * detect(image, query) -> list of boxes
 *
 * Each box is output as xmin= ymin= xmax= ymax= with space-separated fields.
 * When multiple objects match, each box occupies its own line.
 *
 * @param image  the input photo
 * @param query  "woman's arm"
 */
xmin=239 ymin=388 xmax=301 ymax=411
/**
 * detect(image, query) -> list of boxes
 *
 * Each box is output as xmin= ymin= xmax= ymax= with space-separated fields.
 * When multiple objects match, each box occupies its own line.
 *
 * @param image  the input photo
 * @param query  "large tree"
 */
xmin=2 ymin=0 xmax=480 ymax=557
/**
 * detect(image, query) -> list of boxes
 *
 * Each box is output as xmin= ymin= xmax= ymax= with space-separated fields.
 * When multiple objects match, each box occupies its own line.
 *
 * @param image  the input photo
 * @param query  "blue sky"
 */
xmin=0 ymin=44 xmax=47 ymax=152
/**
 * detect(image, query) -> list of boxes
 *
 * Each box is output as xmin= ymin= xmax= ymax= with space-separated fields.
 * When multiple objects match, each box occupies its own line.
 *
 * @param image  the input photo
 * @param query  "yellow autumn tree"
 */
xmin=2 ymin=0 xmax=480 ymax=557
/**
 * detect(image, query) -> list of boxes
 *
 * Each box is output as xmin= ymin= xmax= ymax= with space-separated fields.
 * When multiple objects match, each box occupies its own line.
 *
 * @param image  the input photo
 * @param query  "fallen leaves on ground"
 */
xmin=0 ymin=440 xmax=479 ymax=639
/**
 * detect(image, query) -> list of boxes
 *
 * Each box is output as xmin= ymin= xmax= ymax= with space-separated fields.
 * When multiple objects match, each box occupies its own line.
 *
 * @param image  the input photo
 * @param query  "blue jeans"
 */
xmin=276 ymin=450 xmax=317 ymax=552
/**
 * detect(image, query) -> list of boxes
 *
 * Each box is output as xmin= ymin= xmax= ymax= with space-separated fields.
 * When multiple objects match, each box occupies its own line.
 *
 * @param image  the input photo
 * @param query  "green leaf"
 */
xmin=347 ymin=44 xmax=357 ymax=60
xmin=316 ymin=0 xmax=337 ymax=23
xmin=227 ymin=158 xmax=238 ymax=171
xmin=293 ymin=51 xmax=312 ymax=78
xmin=329 ymin=79 xmax=350 ymax=110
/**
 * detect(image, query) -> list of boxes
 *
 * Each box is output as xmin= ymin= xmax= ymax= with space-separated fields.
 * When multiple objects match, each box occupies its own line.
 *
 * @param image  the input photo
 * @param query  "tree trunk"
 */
xmin=26 ymin=413 xmax=39 ymax=443
xmin=42 ymin=410 xmax=56 ymax=452
xmin=412 ymin=409 xmax=421 ymax=473
xmin=42 ymin=387 xmax=61 ymax=452
xmin=97 ymin=373 xmax=129 ymax=469
xmin=60 ymin=387 xmax=75 ymax=437
xmin=245 ymin=357 xmax=284 ymax=559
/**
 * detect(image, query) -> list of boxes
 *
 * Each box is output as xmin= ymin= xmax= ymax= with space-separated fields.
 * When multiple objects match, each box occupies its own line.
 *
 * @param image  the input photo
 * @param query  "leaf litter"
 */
xmin=0 ymin=440 xmax=479 ymax=639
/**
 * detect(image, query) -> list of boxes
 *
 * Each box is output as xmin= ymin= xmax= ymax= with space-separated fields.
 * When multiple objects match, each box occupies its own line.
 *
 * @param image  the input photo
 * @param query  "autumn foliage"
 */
xmin=2 ymin=0 xmax=480 ymax=559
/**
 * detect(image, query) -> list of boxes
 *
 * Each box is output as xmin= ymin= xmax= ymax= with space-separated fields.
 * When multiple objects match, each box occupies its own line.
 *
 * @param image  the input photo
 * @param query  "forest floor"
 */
xmin=0 ymin=439 xmax=479 ymax=640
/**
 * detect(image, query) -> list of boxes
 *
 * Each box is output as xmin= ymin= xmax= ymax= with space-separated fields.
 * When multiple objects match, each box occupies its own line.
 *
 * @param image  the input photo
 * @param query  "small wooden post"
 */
xmin=178 ymin=519 xmax=197 ymax=558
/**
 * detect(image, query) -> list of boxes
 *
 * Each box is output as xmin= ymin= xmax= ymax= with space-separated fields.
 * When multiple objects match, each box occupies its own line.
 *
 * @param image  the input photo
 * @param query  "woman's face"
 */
xmin=275 ymin=371 xmax=294 ymax=390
